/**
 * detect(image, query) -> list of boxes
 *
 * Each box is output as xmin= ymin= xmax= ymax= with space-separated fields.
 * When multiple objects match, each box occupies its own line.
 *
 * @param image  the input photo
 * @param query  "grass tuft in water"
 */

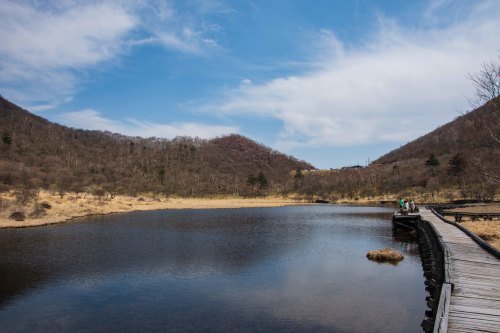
xmin=367 ymin=248 xmax=404 ymax=264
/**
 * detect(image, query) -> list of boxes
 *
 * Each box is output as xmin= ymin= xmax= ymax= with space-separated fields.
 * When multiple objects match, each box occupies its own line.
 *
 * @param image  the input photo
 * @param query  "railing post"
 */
xmin=417 ymin=214 xmax=450 ymax=333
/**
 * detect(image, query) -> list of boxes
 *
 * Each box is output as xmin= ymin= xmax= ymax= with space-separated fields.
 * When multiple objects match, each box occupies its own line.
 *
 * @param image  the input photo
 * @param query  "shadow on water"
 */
xmin=0 ymin=205 xmax=426 ymax=332
xmin=392 ymin=228 xmax=421 ymax=257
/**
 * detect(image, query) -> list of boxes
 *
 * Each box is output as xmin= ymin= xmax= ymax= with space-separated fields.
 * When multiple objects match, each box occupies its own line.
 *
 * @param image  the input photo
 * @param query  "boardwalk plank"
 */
xmin=449 ymin=320 xmax=500 ymax=329
xmin=448 ymin=311 xmax=500 ymax=325
xmin=450 ymin=304 xmax=500 ymax=316
xmin=419 ymin=208 xmax=500 ymax=333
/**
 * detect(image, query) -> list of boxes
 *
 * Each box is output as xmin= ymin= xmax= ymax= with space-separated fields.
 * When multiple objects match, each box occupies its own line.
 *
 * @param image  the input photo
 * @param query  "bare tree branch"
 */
xmin=467 ymin=58 xmax=500 ymax=107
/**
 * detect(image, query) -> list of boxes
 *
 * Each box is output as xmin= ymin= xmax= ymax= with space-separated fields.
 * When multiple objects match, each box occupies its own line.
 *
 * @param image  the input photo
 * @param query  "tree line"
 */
xmin=1 ymin=57 xmax=498 ymax=204
xmin=297 ymin=57 xmax=500 ymax=202
xmin=0 ymin=100 xmax=312 ymax=199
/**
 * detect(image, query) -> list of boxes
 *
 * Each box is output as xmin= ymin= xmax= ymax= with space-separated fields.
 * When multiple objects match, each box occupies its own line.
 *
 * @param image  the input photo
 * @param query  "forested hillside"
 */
xmin=296 ymin=97 xmax=500 ymax=202
xmin=1 ymin=92 xmax=498 ymax=203
xmin=374 ymin=96 xmax=500 ymax=164
xmin=0 ymin=97 xmax=313 ymax=197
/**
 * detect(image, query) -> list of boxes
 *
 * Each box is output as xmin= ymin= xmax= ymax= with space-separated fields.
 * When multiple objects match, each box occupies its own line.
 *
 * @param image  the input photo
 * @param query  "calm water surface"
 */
xmin=0 ymin=205 xmax=425 ymax=332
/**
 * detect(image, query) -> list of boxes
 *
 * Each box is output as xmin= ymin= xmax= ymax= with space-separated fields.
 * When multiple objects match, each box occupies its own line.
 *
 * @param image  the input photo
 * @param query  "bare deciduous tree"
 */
xmin=466 ymin=57 xmax=500 ymax=184
xmin=468 ymin=57 xmax=500 ymax=107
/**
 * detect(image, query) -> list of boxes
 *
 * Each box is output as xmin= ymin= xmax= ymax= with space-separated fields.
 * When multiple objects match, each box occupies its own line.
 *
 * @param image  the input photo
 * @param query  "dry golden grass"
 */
xmin=448 ymin=204 xmax=500 ymax=214
xmin=461 ymin=220 xmax=500 ymax=250
xmin=332 ymin=192 xmax=500 ymax=206
xmin=446 ymin=204 xmax=500 ymax=250
xmin=366 ymin=248 xmax=405 ymax=264
xmin=0 ymin=191 xmax=307 ymax=228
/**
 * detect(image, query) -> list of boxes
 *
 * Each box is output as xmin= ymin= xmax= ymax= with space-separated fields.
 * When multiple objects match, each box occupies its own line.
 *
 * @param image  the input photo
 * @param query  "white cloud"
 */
xmin=0 ymin=0 xmax=224 ymax=105
xmin=0 ymin=2 xmax=135 ymax=69
xmin=56 ymin=109 xmax=238 ymax=139
xmin=0 ymin=1 xmax=136 ymax=104
xmin=28 ymin=102 xmax=62 ymax=113
xmin=241 ymin=78 xmax=252 ymax=86
xmin=155 ymin=31 xmax=203 ymax=54
xmin=27 ymin=97 xmax=73 ymax=113
xmin=200 ymin=0 xmax=500 ymax=148
xmin=139 ymin=2 xmax=222 ymax=55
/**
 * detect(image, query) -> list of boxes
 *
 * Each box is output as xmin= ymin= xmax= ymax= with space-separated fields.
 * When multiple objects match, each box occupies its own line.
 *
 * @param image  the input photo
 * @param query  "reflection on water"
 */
xmin=0 ymin=205 xmax=425 ymax=332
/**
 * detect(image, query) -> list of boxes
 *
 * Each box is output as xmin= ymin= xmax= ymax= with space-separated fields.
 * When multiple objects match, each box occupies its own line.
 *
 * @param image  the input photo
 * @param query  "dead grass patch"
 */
xmin=367 ymin=248 xmax=404 ymax=264
xmin=461 ymin=220 xmax=500 ymax=250
xmin=0 ymin=191 xmax=307 ymax=228
xmin=449 ymin=204 xmax=500 ymax=214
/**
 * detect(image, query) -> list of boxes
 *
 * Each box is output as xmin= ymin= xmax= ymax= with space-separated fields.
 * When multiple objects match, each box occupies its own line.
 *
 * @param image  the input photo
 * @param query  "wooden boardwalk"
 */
xmin=419 ymin=207 xmax=500 ymax=332
xmin=392 ymin=211 xmax=419 ymax=230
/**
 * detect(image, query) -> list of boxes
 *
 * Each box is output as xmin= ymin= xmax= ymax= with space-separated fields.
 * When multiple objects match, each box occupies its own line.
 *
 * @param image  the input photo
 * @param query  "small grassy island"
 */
xmin=367 ymin=248 xmax=405 ymax=264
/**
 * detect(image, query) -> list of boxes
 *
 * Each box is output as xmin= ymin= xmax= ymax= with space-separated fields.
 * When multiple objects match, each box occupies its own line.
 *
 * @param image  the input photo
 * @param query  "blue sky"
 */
xmin=1 ymin=0 xmax=499 ymax=168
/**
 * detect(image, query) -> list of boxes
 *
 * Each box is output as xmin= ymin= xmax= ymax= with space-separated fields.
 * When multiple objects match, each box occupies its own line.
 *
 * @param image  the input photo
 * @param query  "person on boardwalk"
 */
xmin=409 ymin=199 xmax=415 ymax=213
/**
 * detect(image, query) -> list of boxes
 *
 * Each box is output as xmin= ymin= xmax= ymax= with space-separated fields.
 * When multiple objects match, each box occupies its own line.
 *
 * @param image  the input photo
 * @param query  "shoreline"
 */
xmin=2 ymin=191 xmax=498 ymax=242
xmin=0 ymin=192 xmax=310 ymax=229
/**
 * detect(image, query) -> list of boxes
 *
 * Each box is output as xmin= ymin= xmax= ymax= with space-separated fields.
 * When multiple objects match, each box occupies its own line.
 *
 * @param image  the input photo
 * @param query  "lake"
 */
xmin=0 ymin=205 xmax=426 ymax=332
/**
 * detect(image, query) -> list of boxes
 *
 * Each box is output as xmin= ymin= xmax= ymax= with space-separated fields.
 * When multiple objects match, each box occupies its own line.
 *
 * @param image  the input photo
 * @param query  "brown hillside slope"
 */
xmin=374 ymin=96 xmax=500 ymax=164
xmin=295 ymin=97 xmax=499 ymax=202
xmin=0 ymin=97 xmax=313 ymax=196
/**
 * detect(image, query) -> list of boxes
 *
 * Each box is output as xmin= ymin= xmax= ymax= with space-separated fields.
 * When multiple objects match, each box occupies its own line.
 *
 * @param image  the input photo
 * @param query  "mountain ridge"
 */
xmin=295 ymin=97 xmax=499 ymax=201
xmin=2 ymin=95 xmax=498 ymax=201
xmin=374 ymin=96 xmax=500 ymax=165
xmin=0 ymin=96 xmax=313 ymax=196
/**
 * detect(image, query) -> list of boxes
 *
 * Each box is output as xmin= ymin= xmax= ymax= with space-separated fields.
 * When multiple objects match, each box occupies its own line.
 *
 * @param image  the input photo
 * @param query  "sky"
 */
xmin=0 ymin=0 xmax=499 ymax=169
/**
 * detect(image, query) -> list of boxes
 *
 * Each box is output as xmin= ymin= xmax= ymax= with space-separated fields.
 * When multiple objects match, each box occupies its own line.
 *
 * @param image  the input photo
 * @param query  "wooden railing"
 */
xmin=431 ymin=208 xmax=500 ymax=259
xmin=440 ymin=210 xmax=500 ymax=222
xmin=417 ymin=209 xmax=454 ymax=333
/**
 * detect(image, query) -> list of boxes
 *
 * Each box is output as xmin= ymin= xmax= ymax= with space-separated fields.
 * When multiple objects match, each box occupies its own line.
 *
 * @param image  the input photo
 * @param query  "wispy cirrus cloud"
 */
xmin=56 ymin=109 xmax=238 ymax=139
xmin=199 ymin=0 xmax=500 ymax=149
xmin=133 ymin=0 xmax=224 ymax=54
xmin=0 ymin=1 xmax=136 ymax=104
xmin=0 ymin=2 xmax=135 ymax=69
xmin=0 ymin=0 xmax=225 ymax=107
